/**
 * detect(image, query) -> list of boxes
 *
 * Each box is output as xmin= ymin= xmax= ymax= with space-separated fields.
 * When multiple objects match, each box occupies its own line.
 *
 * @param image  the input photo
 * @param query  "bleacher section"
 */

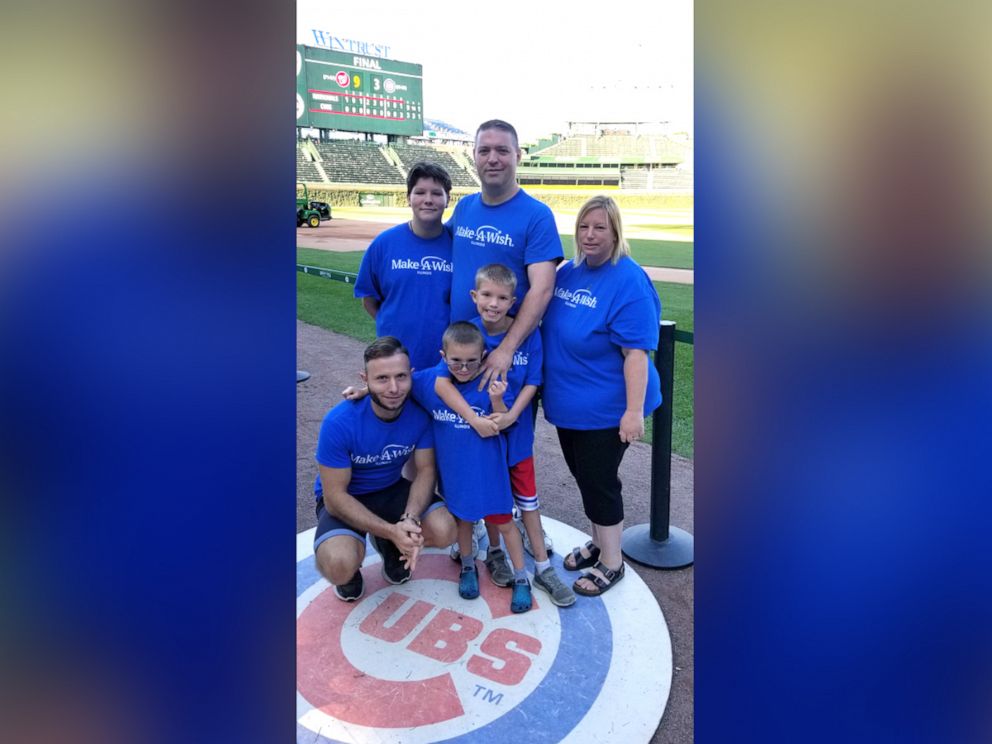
xmin=391 ymin=143 xmax=478 ymax=188
xmin=294 ymin=127 xmax=692 ymax=192
xmin=517 ymin=162 xmax=621 ymax=187
xmin=517 ymin=125 xmax=693 ymax=190
xmin=534 ymin=134 xmax=689 ymax=164
xmin=297 ymin=144 xmax=323 ymax=183
xmin=312 ymin=140 xmax=402 ymax=186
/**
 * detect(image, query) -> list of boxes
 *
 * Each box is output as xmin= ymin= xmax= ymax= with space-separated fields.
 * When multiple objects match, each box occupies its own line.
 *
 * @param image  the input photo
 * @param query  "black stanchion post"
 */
xmin=621 ymin=320 xmax=694 ymax=568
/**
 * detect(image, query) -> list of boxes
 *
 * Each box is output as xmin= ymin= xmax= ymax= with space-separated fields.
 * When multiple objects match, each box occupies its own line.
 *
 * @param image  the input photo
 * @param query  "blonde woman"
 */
xmin=540 ymin=196 xmax=662 ymax=596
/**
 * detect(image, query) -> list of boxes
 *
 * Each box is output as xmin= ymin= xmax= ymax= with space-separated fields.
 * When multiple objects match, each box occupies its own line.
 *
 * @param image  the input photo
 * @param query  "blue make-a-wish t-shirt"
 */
xmin=447 ymin=190 xmax=563 ymax=323
xmin=411 ymin=362 xmax=513 ymax=521
xmin=541 ymin=256 xmax=662 ymax=430
xmin=354 ymin=222 xmax=452 ymax=371
xmin=313 ymin=396 xmax=434 ymax=500
xmin=468 ymin=316 xmax=542 ymax=466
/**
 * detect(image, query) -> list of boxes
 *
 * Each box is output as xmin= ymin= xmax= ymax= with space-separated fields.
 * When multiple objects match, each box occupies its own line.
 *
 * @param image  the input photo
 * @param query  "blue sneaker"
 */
xmin=510 ymin=577 xmax=532 ymax=614
xmin=459 ymin=565 xmax=480 ymax=599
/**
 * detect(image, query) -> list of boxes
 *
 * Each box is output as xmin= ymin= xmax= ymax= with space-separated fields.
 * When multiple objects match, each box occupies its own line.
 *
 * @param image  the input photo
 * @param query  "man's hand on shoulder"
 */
xmin=477 ymin=346 xmax=512 ymax=390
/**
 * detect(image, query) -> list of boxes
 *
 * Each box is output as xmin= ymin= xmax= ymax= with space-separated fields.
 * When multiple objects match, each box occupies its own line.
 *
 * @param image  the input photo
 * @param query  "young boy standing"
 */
xmin=435 ymin=264 xmax=576 ymax=607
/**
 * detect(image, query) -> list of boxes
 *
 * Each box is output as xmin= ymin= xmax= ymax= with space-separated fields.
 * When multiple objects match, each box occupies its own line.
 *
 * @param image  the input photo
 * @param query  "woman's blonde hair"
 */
xmin=572 ymin=195 xmax=630 ymax=266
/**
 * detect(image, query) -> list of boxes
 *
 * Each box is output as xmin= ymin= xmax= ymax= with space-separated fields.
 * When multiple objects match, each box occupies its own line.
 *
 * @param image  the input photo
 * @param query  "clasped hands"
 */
xmin=392 ymin=515 xmax=424 ymax=571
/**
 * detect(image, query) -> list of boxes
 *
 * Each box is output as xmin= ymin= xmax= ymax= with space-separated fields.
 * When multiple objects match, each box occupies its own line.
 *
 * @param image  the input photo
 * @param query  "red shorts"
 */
xmin=510 ymin=456 xmax=537 ymax=499
xmin=483 ymin=513 xmax=512 ymax=525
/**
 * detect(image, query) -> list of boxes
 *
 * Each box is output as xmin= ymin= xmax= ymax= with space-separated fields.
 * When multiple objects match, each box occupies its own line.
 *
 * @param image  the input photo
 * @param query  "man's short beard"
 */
xmin=369 ymin=390 xmax=405 ymax=412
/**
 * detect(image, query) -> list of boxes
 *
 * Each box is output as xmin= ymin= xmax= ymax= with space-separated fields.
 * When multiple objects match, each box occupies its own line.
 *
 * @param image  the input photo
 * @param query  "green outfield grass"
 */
xmin=628 ymin=238 xmax=693 ymax=270
xmin=557 ymin=237 xmax=694 ymax=269
xmin=300 ymin=234 xmax=693 ymax=272
xmin=297 ymin=248 xmax=694 ymax=459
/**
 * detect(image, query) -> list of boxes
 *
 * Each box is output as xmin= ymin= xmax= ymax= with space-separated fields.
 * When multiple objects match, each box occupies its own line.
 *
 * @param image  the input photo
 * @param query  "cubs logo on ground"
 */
xmin=297 ymin=518 xmax=671 ymax=743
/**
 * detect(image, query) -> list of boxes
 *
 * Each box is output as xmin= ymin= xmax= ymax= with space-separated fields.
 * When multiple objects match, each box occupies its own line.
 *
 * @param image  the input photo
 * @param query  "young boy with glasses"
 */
xmin=434 ymin=264 xmax=576 ymax=607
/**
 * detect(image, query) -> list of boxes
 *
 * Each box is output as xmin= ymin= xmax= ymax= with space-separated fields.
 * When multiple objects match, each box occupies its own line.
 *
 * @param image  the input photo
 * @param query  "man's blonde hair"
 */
xmin=573 ymin=195 xmax=630 ymax=266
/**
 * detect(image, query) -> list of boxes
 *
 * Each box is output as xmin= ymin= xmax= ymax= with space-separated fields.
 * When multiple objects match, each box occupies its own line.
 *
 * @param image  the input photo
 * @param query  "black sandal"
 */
xmin=573 ymin=560 xmax=625 ymax=596
xmin=563 ymin=541 xmax=600 ymax=572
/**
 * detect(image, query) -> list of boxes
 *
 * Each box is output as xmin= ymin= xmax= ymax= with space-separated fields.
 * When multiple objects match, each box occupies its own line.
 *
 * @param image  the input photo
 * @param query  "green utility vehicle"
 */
xmin=297 ymin=183 xmax=322 ymax=228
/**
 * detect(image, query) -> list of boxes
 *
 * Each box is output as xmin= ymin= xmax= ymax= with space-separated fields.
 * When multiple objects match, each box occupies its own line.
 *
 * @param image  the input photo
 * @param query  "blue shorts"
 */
xmin=313 ymin=478 xmax=445 ymax=550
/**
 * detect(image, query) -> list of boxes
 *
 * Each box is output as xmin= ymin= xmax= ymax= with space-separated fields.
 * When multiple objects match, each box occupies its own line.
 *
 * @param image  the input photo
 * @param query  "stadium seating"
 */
xmin=293 ymin=128 xmax=692 ymax=192
xmin=296 ymin=143 xmax=324 ymax=183
xmin=531 ymin=133 xmax=689 ymax=165
xmin=391 ymin=143 xmax=478 ymax=188
xmin=312 ymin=140 xmax=404 ymax=185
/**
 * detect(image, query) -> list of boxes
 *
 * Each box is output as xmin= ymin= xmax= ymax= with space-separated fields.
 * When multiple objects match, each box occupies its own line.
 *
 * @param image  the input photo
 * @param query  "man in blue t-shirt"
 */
xmin=313 ymin=337 xmax=456 ymax=602
xmin=355 ymin=162 xmax=453 ymax=371
xmin=448 ymin=120 xmax=563 ymax=389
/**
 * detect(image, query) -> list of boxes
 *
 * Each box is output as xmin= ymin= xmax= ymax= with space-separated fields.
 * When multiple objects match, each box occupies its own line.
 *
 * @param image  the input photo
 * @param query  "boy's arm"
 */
xmin=342 ymin=385 xmax=369 ymax=400
xmin=488 ymin=379 xmax=508 ymax=413
xmin=434 ymin=376 xmax=499 ymax=438
xmin=489 ymin=383 xmax=537 ymax=431
xmin=361 ymin=296 xmax=380 ymax=320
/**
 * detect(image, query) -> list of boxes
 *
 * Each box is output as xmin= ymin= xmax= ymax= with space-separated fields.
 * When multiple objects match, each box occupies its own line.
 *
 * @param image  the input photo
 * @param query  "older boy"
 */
xmin=435 ymin=264 xmax=575 ymax=607
xmin=355 ymin=161 xmax=453 ymax=372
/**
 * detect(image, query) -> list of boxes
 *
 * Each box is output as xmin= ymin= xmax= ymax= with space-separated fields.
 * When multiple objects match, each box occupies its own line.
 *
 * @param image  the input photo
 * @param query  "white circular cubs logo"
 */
xmin=296 ymin=93 xmax=304 ymax=121
xmin=296 ymin=521 xmax=671 ymax=743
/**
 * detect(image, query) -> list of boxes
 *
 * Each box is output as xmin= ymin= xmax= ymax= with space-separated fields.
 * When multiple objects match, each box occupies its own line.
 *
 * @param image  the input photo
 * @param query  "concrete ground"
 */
xmin=296 ymin=321 xmax=694 ymax=743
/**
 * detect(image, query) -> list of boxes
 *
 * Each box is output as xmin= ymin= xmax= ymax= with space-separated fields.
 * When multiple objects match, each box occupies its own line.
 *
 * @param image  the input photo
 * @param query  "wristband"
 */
xmin=399 ymin=513 xmax=421 ymax=527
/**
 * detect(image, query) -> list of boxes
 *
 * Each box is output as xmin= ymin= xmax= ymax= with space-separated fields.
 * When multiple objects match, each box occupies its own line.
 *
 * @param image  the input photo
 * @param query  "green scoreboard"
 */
xmin=296 ymin=45 xmax=424 ymax=136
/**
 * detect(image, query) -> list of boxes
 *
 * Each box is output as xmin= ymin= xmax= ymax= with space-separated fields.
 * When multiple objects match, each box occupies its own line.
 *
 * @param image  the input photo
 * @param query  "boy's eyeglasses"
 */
xmin=446 ymin=359 xmax=482 ymax=372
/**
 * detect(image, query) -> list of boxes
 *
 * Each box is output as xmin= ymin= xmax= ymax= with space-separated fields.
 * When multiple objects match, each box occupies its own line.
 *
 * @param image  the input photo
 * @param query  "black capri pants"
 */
xmin=555 ymin=426 xmax=630 ymax=526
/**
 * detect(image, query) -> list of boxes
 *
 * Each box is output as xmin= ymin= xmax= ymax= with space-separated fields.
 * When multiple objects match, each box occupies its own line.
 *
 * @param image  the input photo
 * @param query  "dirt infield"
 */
xmin=296 ymin=218 xmax=391 ymax=252
xmin=297 ymin=218 xmax=694 ymax=285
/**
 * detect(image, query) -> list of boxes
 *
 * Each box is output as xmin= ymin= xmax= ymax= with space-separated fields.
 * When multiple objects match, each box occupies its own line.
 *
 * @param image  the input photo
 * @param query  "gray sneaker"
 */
xmin=514 ymin=516 xmax=553 ymax=558
xmin=484 ymin=547 xmax=514 ymax=587
xmin=533 ymin=566 xmax=576 ymax=607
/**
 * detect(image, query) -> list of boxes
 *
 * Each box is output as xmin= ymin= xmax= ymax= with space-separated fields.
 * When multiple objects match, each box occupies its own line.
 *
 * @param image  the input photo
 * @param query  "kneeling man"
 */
xmin=313 ymin=336 xmax=456 ymax=601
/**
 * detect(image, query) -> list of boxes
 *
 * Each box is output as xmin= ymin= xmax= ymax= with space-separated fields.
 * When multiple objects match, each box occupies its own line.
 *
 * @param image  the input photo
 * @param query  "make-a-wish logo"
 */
xmin=432 ymin=406 xmax=488 ymax=429
xmin=391 ymin=255 xmax=453 ymax=274
xmin=554 ymin=287 xmax=598 ymax=309
xmin=421 ymin=255 xmax=453 ymax=273
xmin=512 ymin=350 xmax=528 ymax=366
xmin=352 ymin=443 xmax=415 ymax=465
xmin=469 ymin=225 xmax=514 ymax=248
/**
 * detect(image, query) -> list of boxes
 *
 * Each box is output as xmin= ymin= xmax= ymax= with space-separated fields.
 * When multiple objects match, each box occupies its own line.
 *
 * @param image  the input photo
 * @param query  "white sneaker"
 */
xmin=449 ymin=519 xmax=487 ymax=561
xmin=514 ymin=515 xmax=553 ymax=558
